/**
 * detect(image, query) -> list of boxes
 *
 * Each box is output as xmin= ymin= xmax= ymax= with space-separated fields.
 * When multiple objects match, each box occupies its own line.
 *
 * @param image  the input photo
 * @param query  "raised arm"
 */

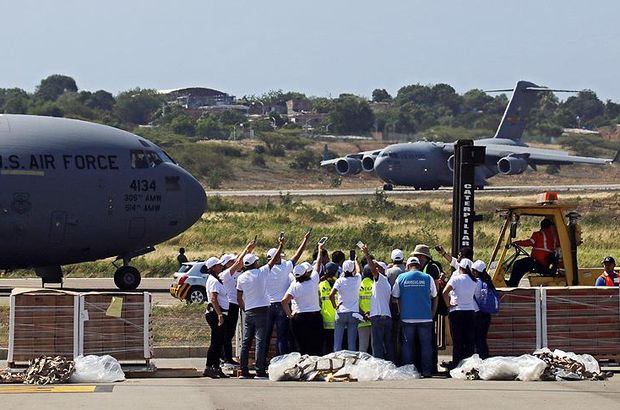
xmin=268 ymin=238 xmax=285 ymax=269
xmin=435 ymin=245 xmax=452 ymax=265
xmin=361 ymin=244 xmax=379 ymax=280
xmin=229 ymin=239 xmax=256 ymax=274
xmin=315 ymin=242 xmax=324 ymax=276
xmin=290 ymin=230 xmax=311 ymax=264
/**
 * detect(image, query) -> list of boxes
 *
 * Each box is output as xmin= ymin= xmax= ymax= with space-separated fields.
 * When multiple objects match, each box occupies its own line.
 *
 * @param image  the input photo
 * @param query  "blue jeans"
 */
xmin=334 ymin=312 xmax=359 ymax=351
xmin=267 ymin=302 xmax=290 ymax=355
xmin=371 ymin=315 xmax=394 ymax=361
xmin=401 ymin=321 xmax=433 ymax=376
xmin=240 ymin=306 xmax=269 ymax=374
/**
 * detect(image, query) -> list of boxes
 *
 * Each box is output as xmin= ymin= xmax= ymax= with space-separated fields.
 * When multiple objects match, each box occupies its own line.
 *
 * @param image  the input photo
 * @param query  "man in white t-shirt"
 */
xmin=236 ymin=239 xmax=282 ymax=379
xmin=361 ymin=244 xmax=394 ymax=361
xmin=265 ymin=231 xmax=310 ymax=355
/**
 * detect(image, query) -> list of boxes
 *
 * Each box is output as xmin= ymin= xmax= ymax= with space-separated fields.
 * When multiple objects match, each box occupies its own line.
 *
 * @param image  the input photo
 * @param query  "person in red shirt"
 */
xmin=507 ymin=218 xmax=559 ymax=287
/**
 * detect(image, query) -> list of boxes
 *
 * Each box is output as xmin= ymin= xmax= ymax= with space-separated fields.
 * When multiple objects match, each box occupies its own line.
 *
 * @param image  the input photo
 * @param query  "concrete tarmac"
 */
xmin=0 ymin=278 xmax=176 ymax=306
xmin=0 ymin=358 xmax=617 ymax=409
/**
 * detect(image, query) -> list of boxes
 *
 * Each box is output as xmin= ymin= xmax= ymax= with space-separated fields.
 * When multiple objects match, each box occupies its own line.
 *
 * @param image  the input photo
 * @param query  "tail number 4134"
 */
xmin=129 ymin=179 xmax=156 ymax=192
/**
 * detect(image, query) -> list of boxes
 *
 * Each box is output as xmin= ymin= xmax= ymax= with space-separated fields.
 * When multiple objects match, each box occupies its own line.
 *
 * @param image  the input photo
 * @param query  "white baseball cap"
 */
xmin=406 ymin=256 xmax=420 ymax=266
xmin=342 ymin=260 xmax=356 ymax=274
xmin=292 ymin=262 xmax=313 ymax=278
xmin=243 ymin=253 xmax=259 ymax=267
xmin=266 ymin=248 xmax=280 ymax=259
xmin=376 ymin=261 xmax=388 ymax=272
xmin=219 ymin=254 xmax=236 ymax=266
xmin=459 ymin=258 xmax=473 ymax=270
xmin=391 ymin=249 xmax=404 ymax=262
xmin=205 ymin=256 xmax=221 ymax=269
xmin=472 ymin=260 xmax=486 ymax=272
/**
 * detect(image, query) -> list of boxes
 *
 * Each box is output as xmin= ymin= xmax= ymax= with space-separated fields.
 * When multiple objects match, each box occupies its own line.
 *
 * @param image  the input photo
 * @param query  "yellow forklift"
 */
xmin=487 ymin=192 xmax=606 ymax=287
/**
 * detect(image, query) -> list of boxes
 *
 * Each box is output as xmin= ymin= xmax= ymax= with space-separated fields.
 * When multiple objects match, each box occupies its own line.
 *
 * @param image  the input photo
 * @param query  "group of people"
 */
xmin=188 ymin=232 xmax=504 ymax=379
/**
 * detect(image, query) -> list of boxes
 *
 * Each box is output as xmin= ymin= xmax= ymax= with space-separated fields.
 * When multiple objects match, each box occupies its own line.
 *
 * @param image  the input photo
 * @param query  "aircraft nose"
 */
xmin=183 ymin=173 xmax=207 ymax=225
xmin=373 ymin=156 xmax=389 ymax=180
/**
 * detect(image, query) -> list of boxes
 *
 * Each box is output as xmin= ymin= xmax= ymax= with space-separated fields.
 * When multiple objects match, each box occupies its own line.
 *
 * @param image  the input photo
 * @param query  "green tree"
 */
xmin=372 ymin=88 xmax=392 ymax=102
xmin=85 ymin=90 xmax=115 ymax=111
xmin=196 ymin=113 xmax=227 ymax=139
xmin=57 ymin=92 xmax=95 ymax=119
xmin=114 ymin=88 xmax=163 ymax=125
xmin=27 ymin=100 xmax=64 ymax=117
xmin=170 ymin=114 xmax=196 ymax=136
xmin=1 ymin=88 xmax=30 ymax=113
xmin=35 ymin=74 xmax=78 ymax=101
xmin=310 ymin=97 xmax=334 ymax=113
xmin=328 ymin=95 xmax=374 ymax=134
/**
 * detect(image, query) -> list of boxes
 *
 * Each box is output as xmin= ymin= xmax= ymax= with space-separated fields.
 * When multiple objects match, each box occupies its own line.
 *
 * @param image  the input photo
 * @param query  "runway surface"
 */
xmin=0 ymin=278 xmax=176 ymax=306
xmin=0 ymin=357 xmax=617 ymax=409
xmin=208 ymin=183 xmax=620 ymax=197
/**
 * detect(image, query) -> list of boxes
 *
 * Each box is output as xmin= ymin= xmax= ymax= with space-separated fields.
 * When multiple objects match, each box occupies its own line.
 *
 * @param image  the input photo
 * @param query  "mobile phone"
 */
xmin=434 ymin=245 xmax=444 ymax=253
xmin=318 ymin=237 xmax=328 ymax=245
xmin=356 ymin=241 xmax=365 ymax=250
xmin=278 ymin=231 xmax=285 ymax=241
xmin=350 ymin=249 xmax=356 ymax=260
xmin=254 ymin=235 xmax=257 ymax=242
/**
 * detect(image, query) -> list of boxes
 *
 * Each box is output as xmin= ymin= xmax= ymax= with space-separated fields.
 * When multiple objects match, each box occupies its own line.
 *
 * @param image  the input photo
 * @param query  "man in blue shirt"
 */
xmin=392 ymin=256 xmax=438 ymax=377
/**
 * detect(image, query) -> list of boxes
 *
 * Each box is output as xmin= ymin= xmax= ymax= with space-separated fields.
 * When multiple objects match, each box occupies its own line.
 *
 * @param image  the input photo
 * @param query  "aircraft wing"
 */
xmin=482 ymin=144 xmax=614 ymax=166
xmin=320 ymin=149 xmax=383 ymax=166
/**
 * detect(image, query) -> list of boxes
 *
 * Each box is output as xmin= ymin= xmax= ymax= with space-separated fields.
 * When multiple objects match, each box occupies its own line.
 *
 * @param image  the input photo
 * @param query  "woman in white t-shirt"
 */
xmin=329 ymin=256 xmax=362 ymax=352
xmin=281 ymin=262 xmax=322 ymax=355
xmin=442 ymin=258 xmax=478 ymax=368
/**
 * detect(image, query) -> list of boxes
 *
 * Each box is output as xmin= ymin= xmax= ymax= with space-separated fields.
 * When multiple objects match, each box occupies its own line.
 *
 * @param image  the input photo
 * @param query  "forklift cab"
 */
xmin=488 ymin=193 xmax=585 ymax=287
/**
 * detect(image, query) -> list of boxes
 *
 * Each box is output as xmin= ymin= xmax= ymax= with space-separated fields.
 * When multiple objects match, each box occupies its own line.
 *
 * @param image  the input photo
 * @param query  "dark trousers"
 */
xmin=391 ymin=317 xmax=402 ymax=365
xmin=205 ymin=311 xmax=226 ymax=368
xmin=508 ymin=257 xmax=551 ymax=287
xmin=475 ymin=312 xmax=492 ymax=359
xmin=414 ymin=316 xmax=439 ymax=372
xmin=291 ymin=311 xmax=324 ymax=356
xmin=266 ymin=302 xmax=290 ymax=356
xmin=449 ymin=310 xmax=476 ymax=367
xmin=370 ymin=315 xmax=394 ymax=361
xmin=240 ymin=306 xmax=269 ymax=373
xmin=401 ymin=321 xmax=434 ymax=376
xmin=222 ymin=303 xmax=239 ymax=362
xmin=322 ymin=328 xmax=334 ymax=355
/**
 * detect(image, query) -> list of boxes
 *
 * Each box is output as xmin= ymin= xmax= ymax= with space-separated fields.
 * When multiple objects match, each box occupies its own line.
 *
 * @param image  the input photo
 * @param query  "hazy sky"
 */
xmin=2 ymin=0 xmax=619 ymax=100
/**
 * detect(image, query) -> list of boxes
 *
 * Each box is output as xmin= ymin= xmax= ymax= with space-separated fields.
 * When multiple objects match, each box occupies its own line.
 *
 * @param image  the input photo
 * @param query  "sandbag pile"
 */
xmin=0 ymin=369 xmax=25 ymax=384
xmin=533 ymin=348 xmax=614 ymax=381
xmin=451 ymin=349 xmax=613 ymax=381
xmin=268 ymin=351 xmax=420 ymax=382
xmin=24 ymin=356 xmax=75 ymax=385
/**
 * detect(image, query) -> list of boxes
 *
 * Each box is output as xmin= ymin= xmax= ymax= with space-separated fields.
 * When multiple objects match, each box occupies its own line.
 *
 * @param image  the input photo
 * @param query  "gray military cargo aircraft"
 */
xmin=0 ymin=114 xmax=206 ymax=289
xmin=321 ymin=81 xmax=620 ymax=190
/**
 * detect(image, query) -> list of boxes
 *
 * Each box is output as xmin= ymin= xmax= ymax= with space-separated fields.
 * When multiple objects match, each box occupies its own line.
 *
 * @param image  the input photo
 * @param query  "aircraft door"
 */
xmin=49 ymin=211 xmax=67 ymax=243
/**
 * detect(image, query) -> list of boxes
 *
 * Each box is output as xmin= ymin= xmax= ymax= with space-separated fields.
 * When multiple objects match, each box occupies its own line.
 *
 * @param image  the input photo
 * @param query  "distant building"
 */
xmin=286 ymin=98 xmax=311 ymax=115
xmin=160 ymin=87 xmax=236 ymax=109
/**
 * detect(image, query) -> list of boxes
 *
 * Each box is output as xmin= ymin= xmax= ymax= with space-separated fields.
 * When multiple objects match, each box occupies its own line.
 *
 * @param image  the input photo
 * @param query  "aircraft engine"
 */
xmin=336 ymin=158 xmax=363 ymax=175
xmin=497 ymin=156 xmax=528 ymax=175
xmin=361 ymin=155 xmax=377 ymax=172
xmin=447 ymin=155 xmax=455 ymax=172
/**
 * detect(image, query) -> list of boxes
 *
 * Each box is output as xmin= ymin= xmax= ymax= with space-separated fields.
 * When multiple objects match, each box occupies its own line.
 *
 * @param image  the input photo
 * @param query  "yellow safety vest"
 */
xmin=319 ymin=280 xmax=336 ymax=329
xmin=358 ymin=277 xmax=373 ymax=328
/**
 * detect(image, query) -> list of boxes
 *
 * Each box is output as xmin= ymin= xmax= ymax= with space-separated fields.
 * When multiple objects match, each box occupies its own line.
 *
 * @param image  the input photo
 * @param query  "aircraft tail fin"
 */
xmin=488 ymin=81 xmax=579 ymax=142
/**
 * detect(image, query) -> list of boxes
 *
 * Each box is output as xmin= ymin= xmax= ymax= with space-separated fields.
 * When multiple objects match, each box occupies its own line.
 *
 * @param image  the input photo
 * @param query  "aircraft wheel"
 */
xmin=383 ymin=184 xmax=393 ymax=191
xmin=114 ymin=266 xmax=141 ymax=290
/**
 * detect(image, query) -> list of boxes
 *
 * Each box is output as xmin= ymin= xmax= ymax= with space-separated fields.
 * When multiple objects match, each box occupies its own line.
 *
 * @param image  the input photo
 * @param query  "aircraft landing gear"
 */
xmin=114 ymin=266 xmax=141 ymax=290
xmin=383 ymin=183 xmax=393 ymax=191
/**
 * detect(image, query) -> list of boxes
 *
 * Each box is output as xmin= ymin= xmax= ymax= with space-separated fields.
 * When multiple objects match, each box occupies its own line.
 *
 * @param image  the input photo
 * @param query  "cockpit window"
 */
xmin=131 ymin=150 xmax=149 ymax=169
xmin=146 ymin=151 xmax=163 ymax=166
xmin=160 ymin=150 xmax=177 ymax=164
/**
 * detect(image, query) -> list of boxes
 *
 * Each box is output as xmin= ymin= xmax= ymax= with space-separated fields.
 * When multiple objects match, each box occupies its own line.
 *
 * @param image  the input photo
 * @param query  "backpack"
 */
xmin=475 ymin=282 xmax=500 ymax=314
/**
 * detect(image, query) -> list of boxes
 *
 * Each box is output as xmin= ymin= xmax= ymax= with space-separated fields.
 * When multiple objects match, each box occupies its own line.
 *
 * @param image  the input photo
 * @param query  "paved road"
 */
xmin=208 ymin=184 xmax=620 ymax=197
xmin=0 ymin=358 xmax=616 ymax=409
xmin=0 ymin=278 xmax=178 ymax=306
